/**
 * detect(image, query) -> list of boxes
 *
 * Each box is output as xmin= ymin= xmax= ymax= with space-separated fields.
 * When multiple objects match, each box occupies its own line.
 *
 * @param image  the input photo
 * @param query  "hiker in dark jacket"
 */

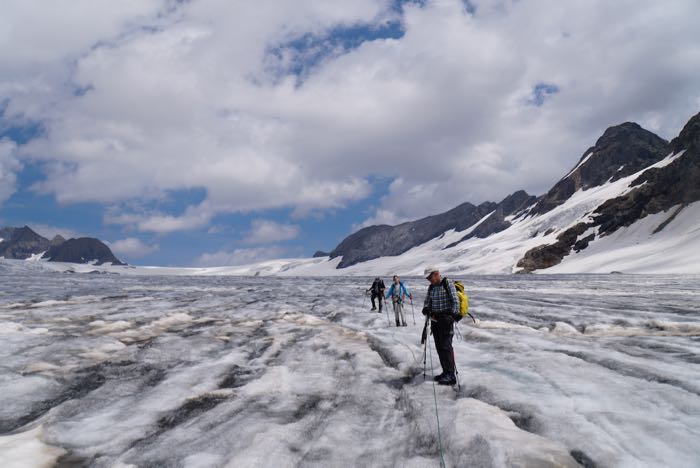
xmin=367 ymin=277 xmax=385 ymax=313
xmin=422 ymin=266 xmax=459 ymax=385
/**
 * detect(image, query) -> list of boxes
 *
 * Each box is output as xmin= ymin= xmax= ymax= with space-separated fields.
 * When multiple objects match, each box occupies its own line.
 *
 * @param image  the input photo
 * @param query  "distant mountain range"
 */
xmin=3 ymin=110 xmax=699 ymax=275
xmin=0 ymin=226 xmax=123 ymax=265
xmin=294 ymin=110 xmax=700 ymax=275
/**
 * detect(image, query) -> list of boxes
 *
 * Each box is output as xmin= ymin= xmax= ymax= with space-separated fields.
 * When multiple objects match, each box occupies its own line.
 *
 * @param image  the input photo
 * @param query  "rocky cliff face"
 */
xmin=330 ymin=190 xmax=536 ymax=268
xmin=0 ymin=226 xmax=50 ymax=259
xmin=330 ymin=202 xmax=497 ymax=268
xmin=445 ymin=190 xmax=537 ymax=248
xmin=42 ymin=238 xmax=125 ymax=265
xmin=594 ymin=111 xmax=700 ymax=236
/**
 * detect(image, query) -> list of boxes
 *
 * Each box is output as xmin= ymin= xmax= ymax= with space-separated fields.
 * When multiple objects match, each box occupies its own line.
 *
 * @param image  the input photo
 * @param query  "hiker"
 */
xmin=422 ymin=267 xmax=459 ymax=385
xmin=367 ymin=277 xmax=386 ymax=313
xmin=386 ymin=275 xmax=412 ymax=327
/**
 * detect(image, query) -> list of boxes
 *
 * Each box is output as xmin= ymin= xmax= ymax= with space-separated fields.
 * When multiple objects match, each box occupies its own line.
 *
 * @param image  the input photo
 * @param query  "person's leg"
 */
xmin=433 ymin=316 xmax=455 ymax=376
xmin=399 ymin=302 xmax=406 ymax=326
xmin=431 ymin=320 xmax=448 ymax=375
xmin=394 ymin=301 xmax=400 ymax=326
xmin=371 ymin=293 xmax=377 ymax=310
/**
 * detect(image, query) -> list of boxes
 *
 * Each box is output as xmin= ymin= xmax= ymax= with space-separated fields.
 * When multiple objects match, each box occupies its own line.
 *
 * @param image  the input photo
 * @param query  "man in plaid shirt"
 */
xmin=422 ymin=266 xmax=459 ymax=385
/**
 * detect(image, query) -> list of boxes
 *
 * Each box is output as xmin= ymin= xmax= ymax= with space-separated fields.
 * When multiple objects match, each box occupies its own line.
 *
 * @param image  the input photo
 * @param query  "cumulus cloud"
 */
xmin=243 ymin=219 xmax=300 ymax=244
xmin=104 ymin=202 xmax=214 ymax=234
xmin=195 ymin=245 xmax=292 ymax=267
xmin=3 ymin=0 xmax=700 ymax=229
xmin=0 ymin=139 xmax=20 ymax=205
xmin=108 ymin=237 xmax=159 ymax=258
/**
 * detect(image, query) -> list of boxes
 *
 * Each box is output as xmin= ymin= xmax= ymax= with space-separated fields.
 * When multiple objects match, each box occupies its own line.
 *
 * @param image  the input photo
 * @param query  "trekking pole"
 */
xmin=453 ymin=350 xmax=461 ymax=391
xmin=410 ymin=297 xmax=416 ymax=325
xmin=422 ymin=335 xmax=428 ymax=380
xmin=362 ymin=290 xmax=367 ymax=309
xmin=421 ymin=313 xmax=430 ymax=379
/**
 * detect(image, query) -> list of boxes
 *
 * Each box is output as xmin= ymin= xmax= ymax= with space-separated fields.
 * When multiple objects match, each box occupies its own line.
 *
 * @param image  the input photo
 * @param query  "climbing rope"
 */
xmin=427 ymin=331 xmax=447 ymax=468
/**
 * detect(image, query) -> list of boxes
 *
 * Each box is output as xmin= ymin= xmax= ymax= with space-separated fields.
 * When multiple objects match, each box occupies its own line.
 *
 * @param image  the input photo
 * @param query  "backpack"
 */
xmin=442 ymin=278 xmax=473 ymax=323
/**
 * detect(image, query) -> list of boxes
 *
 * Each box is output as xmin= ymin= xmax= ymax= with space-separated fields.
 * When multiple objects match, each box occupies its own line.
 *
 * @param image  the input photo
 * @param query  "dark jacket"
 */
xmin=370 ymin=279 xmax=385 ymax=294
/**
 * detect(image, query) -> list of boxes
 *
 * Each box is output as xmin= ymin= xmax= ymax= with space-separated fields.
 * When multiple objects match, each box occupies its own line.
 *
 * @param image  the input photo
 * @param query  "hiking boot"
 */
xmin=437 ymin=373 xmax=456 ymax=386
xmin=401 ymin=323 xmax=407 ymax=327
xmin=395 ymin=321 xmax=400 ymax=326
xmin=371 ymin=307 xmax=376 ymax=311
xmin=433 ymin=372 xmax=445 ymax=382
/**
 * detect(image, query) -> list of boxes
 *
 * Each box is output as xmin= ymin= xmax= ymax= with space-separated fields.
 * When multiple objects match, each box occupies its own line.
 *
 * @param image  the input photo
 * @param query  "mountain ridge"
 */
xmin=323 ymin=111 xmax=700 ymax=273
xmin=0 ymin=226 xmax=123 ymax=265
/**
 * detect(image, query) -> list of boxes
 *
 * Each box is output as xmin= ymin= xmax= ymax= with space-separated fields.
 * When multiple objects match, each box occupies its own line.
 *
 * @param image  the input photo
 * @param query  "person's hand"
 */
xmin=422 ymin=306 xmax=430 ymax=316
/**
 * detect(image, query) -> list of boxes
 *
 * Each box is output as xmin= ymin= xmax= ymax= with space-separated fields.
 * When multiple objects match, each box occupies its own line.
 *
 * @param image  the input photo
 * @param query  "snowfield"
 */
xmin=1 ymin=262 xmax=698 ymax=467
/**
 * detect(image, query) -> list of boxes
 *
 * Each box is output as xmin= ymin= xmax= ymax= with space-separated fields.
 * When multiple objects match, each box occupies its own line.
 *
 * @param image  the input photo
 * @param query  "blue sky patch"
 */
xmin=266 ymin=13 xmax=407 ymax=82
xmin=528 ymin=83 xmax=560 ymax=106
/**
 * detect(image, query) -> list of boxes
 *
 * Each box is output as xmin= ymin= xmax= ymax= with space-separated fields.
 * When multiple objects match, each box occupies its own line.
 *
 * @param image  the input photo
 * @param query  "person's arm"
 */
xmin=402 ymin=283 xmax=411 ymax=299
xmin=385 ymin=285 xmax=393 ymax=299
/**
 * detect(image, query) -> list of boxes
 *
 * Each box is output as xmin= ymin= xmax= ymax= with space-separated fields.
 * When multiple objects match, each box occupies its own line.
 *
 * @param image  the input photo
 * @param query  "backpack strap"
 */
xmin=441 ymin=277 xmax=452 ymax=302
xmin=441 ymin=278 xmax=460 ymax=319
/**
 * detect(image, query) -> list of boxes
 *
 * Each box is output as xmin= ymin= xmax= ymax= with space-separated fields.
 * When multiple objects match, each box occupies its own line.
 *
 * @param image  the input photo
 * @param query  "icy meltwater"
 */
xmin=0 ymin=267 xmax=699 ymax=467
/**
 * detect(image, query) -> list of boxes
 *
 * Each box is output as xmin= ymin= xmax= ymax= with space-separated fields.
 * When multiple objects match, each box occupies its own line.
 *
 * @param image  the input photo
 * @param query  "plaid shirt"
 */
xmin=424 ymin=278 xmax=460 ymax=316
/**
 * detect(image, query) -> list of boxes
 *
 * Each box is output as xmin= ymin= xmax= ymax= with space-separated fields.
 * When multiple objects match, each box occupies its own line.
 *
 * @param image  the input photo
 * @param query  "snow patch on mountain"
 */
xmin=547 ymin=201 xmax=700 ymax=274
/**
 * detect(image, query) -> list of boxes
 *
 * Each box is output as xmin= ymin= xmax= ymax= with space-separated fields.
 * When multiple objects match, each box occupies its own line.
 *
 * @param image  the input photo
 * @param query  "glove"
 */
xmin=421 ymin=306 xmax=430 ymax=316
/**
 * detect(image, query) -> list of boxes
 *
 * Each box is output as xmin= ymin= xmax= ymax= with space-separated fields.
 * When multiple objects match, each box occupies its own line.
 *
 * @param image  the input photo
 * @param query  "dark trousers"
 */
xmin=371 ymin=293 xmax=383 ymax=311
xmin=431 ymin=314 xmax=455 ymax=375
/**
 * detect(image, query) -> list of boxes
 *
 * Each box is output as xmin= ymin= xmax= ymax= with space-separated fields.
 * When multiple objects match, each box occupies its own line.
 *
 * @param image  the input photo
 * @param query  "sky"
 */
xmin=1 ymin=0 xmax=699 ymax=266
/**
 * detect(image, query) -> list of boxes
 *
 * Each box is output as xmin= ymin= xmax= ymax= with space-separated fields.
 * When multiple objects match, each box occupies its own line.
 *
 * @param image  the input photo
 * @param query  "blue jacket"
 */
xmin=386 ymin=282 xmax=411 ymax=300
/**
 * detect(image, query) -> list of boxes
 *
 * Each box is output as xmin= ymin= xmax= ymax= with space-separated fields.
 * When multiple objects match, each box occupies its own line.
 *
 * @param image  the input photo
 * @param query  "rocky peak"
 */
xmin=444 ymin=190 xmax=537 ymax=248
xmin=50 ymin=235 xmax=66 ymax=247
xmin=0 ymin=226 xmax=50 ymax=259
xmin=12 ymin=226 xmax=45 ymax=243
xmin=670 ymin=111 xmax=700 ymax=154
xmin=531 ymin=122 xmax=669 ymax=215
xmin=498 ymin=190 xmax=537 ymax=217
xmin=42 ymin=237 xmax=124 ymax=265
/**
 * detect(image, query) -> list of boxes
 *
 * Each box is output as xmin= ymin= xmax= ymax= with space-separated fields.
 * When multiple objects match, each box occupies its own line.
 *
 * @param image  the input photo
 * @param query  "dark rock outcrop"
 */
xmin=531 ymin=123 xmax=669 ymax=215
xmin=312 ymin=251 xmax=330 ymax=258
xmin=42 ymin=238 xmax=124 ymax=265
xmin=330 ymin=202 xmax=497 ymax=268
xmin=517 ymin=223 xmax=590 ymax=272
xmin=0 ymin=226 xmax=50 ymax=259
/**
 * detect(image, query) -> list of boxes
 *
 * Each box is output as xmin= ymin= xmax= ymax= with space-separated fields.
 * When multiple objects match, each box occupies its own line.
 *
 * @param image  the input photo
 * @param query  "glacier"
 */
xmin=1 ymin=261 xmax=698 ymax=467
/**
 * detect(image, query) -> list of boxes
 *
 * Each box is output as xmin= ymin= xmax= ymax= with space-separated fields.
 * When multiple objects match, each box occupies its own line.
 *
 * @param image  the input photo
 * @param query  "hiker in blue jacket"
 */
xmin=386 ymin=275 xmax=412 ymax=327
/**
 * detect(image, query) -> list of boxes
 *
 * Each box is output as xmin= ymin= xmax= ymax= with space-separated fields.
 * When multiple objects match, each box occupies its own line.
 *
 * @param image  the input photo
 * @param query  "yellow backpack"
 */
xmin=443 ymin=279 xmax=473 ymax=323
